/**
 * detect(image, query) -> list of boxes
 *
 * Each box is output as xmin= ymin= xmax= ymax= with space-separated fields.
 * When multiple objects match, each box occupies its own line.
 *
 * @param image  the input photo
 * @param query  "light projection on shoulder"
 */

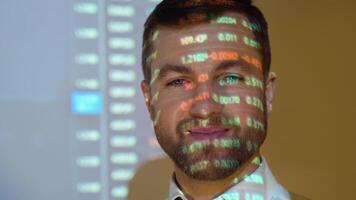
xmin=213 ymin=192 xmax=240 ymax=200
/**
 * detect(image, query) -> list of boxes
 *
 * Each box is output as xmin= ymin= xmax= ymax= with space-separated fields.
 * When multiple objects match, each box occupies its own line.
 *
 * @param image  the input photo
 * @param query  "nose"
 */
xmin=189 ymin=86 xmax=223 ymax=119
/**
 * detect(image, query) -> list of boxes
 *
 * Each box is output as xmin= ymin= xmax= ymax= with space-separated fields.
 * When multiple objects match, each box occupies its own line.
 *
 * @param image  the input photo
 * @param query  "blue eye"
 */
xmin=167 ymin=79 xmax=188 ymax=87
xmin=218 ymin=74 xmax=242 ymax=86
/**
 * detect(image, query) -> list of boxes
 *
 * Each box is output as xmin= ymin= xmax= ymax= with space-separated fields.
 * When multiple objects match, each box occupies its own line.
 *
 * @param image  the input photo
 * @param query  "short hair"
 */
xmin=142 ymin=0 xmax=271 ymax=81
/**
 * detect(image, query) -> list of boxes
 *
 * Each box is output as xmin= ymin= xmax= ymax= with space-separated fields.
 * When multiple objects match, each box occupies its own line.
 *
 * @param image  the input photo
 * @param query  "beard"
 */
xmin=154 ymin=116 xmax=267 ymax=181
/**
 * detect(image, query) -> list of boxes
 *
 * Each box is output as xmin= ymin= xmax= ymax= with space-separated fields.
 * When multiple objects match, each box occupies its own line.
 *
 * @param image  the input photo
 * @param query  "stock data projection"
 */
xmin=71 ymin=1 xmax=162 ymax=200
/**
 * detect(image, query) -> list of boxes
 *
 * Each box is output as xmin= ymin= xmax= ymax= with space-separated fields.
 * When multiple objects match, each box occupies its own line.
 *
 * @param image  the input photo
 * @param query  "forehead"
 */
xmin=147 ymin=11 xmax=263 ymax=73
xmin=147 ymin=11 xmax=262 ymax=68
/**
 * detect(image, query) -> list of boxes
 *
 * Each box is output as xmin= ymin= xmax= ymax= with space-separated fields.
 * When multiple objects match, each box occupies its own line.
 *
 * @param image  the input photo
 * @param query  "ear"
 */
xmin=140 ymin=80 xmax=154 ymax=120
xmin=265 ymin=72 xmax=277 ymax=114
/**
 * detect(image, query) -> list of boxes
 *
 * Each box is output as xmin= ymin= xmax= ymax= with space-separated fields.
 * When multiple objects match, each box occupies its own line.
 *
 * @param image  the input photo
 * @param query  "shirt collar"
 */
xmin=167 ymin=156 xmax=290 ymax=200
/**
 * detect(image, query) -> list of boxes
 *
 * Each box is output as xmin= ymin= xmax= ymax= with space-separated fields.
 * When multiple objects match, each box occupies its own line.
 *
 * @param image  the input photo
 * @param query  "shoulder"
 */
xmin=289 ymin=192 xmax=311 ymax=200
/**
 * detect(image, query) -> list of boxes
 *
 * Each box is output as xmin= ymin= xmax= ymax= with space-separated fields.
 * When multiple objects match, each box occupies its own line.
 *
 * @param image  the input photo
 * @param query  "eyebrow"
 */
xmin=215 ymin=60 xmax=256 ymax=74
xmin=156 ymin=64 xmax=193 ymax=80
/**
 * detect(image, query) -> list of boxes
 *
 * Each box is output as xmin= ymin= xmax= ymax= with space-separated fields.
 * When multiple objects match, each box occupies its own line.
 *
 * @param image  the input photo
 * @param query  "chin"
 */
xmin=184 ymin=165 xmax=238 ymax=181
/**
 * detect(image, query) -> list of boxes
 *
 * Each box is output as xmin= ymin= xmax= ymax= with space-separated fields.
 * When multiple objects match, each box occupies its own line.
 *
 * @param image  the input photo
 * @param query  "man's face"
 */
xmin=142 ymin=12 xmax=275 ymax=180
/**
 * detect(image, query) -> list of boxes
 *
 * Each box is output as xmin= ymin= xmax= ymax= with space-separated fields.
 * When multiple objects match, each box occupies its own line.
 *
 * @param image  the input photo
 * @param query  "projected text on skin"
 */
xmin=141 ymin=12 xmax=273 ymax=194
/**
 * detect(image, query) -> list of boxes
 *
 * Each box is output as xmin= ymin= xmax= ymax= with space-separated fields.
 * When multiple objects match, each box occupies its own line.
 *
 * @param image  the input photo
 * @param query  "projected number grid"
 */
xmin=71 ymin=1 xmax=163 ymax=200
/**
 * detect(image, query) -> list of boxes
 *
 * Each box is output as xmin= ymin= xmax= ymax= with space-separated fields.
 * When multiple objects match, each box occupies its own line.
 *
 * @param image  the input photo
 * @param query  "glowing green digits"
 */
xmin=245 ymin=96 xmax=264 ymax=111
xmin=182 ymin=141 xmax=207 ymax=154
xmin=218 ymin=75 xmax=240 ymax=86
xmin=217 ymin=32 xmax=238 ymax=42
xmin=181 ymin=52 xmax=209 ymax=64
xmin=213 ymin=93 xmax=240 ymax=105
xmin=213 ymin=138 xmax=240 ymax=149
xmin=246 ymin=117 xmax=265 ymax=131
xmin=222 ymin=117 xmax=241 ymax=127
xmin=213 ymin=159 xmax=239 ymax=169
xmin=214 ymin=192 xmax=240 ymax=200
xmin=212 ymin=16 xmax=238 ymax=24
xmin=180 ymin=33 xmax=208 ymax=46
xmin=241 ymin=19 xmax=261 ymax=32
xmin=182 ymin=138 xmax=240 ymax=154
xmin=243 ymin=36 xmax=261 ymax=49
xmin=245 ymin=76 xmax=263 ymax=89
xmin=245 ymin=174 xmax=264 ymax=184
xmin=190 ymin=160 xmax=210 ymax=173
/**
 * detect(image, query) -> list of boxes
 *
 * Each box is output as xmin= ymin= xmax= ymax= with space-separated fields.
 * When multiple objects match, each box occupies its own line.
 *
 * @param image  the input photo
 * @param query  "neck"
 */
xmin=174 ymin=152 xmax=261 ymax=200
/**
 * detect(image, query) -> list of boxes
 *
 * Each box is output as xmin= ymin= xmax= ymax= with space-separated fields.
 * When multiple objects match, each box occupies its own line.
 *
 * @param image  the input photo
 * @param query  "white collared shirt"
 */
xmin=167 ymin=157 xmax=290 ymax=200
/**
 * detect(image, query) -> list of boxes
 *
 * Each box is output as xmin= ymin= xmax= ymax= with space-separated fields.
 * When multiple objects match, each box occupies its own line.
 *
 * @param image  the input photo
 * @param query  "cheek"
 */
xmin=218 ymin=89 xmax=266 ymax=125
xmin=151 ymin=91 xmax=191 ymax=128
xmin=153 ymin=87 xmax=194 ymax=113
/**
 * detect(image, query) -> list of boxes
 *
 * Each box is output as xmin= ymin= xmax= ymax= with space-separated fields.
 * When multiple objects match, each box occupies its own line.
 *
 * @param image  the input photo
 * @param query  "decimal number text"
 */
xmin=218 ymin=32 xmax=238 ymax=42
xmin=180 ymin=34 xmax=208 ymax=46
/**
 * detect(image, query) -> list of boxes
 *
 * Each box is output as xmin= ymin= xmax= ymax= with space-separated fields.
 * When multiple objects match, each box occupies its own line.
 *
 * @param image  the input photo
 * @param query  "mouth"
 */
xmin=184 ymin=126 xmax=230 ymax=140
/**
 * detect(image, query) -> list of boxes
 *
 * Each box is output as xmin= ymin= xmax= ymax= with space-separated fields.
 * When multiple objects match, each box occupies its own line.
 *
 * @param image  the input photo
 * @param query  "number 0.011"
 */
xmin=218 ymin=32 xmax=238 ymax=42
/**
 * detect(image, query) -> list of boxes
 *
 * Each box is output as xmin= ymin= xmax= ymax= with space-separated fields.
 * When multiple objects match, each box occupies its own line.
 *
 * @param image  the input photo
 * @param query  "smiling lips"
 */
xmin=185 ymin=126 xmax=230 ymax=139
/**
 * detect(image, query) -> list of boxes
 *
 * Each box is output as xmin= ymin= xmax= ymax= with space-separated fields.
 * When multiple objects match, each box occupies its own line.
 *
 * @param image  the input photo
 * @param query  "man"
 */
xmin=140 ymin=0 xmax=309 ymax=199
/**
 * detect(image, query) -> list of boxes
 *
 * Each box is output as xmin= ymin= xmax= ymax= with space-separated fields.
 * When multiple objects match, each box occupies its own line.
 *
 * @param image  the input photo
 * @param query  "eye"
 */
xmin=218 ymin=74 xmax=243 ymax=86
xmin=166 ymin=78 xmax=190 ymax=87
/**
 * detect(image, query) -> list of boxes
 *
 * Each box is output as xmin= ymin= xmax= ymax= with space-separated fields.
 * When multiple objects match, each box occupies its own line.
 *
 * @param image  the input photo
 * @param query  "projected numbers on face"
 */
xmin=217 ymin=32 xmax=239 ymax=42
xmin=180 ymin=33 xmax=208 ymax=46
xmin=245 ymin=96 xmax=264 ymax=112
xmin=245 ymin=76 xmax=263 ymax=89
xmin=182 ymin=138 xmax=241 ymax=154
xmin=181 ymin=51 xmax=262 ymax=71
xmin=246 ymin=117 xmax=264 ymax=131
xmin=189 ymin=159 xmax=240 ymax=174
